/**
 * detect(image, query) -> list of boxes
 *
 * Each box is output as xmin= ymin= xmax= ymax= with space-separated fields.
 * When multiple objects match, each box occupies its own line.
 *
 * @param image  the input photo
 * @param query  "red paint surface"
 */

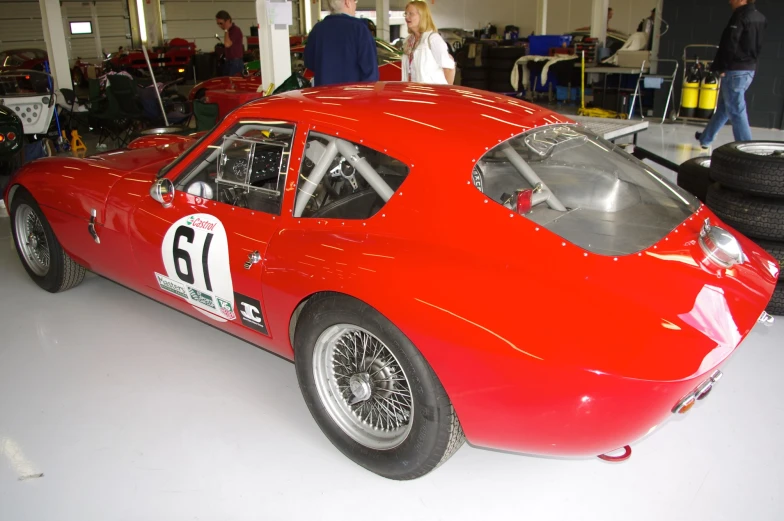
xmin=4 ymin=83 xmax=777 ymax=457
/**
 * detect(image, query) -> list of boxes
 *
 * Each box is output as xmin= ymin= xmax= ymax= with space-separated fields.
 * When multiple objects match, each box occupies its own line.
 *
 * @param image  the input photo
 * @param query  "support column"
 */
xmin=305 ymin=0 xmax=320 ymax=33
xmin=90 ymin=3 xmax=104 ymax=60
xmin=535 ymin=0 xmax=547 ymax=35
xmin=143 ymin=0 xmax=164 ymax=46
xmin=256 ymin=0 xmax=293 ymax=90
xmin=649 ymin=0 xmax=664 ymax=74
xmin=128 ymin=0 xmax=142 ymax=48
xmin=39 ymin=0 xmax=72 ymax=90
xmin=375 ymin=0 xmax=390 ymax=42
xmin=589 ymin=0 xmax=609 ymax=46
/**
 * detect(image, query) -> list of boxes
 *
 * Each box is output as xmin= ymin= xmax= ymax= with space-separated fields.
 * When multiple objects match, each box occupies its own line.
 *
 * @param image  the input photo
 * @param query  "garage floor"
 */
xmin=1 ymin=121 xmax=783 ymax=521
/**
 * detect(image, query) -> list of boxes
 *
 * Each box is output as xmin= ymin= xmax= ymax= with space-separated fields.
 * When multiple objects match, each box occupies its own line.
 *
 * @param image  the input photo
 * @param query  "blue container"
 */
xmin=528 ymin=35 xmax=572 ymax=56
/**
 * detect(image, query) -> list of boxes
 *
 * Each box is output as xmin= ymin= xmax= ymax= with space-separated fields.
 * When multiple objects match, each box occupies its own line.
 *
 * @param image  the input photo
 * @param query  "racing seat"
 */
xmin=311 ymin=188 xmax=382 ymax=219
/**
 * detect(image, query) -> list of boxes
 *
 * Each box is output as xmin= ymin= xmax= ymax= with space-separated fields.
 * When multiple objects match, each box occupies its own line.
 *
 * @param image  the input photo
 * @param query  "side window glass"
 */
xmin=175 ymin=122 xmax=295 ymax=215
xmin=294 ymin=132 xmax=409 ymax=220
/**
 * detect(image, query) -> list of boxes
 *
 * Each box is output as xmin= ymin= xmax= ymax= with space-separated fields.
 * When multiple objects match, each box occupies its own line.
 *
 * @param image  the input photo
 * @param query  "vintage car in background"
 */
xmin=0 ymin=104 xmax=24 ymax=178
xmin=0 ymin=49 xmax=48 ymax=72
xmin=0 ymin=70 xmax=56 ymax=137
xmin=4 ymin=82 xmax=778 ymax=480
xmin=71 ymin=38 xmax=197 ymax=86
xmin=188 ymin=40 xmax=402 ymax=118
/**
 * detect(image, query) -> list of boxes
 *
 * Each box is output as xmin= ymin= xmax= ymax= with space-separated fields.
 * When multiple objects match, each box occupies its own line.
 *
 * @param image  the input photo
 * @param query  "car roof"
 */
xmin=233 ymin=82 xmax=574 ymax=165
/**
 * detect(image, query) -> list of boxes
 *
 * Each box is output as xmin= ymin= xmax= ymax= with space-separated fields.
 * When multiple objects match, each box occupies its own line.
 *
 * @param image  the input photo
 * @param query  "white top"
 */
xmin=401 ymin=31 xmax=455 ymax=84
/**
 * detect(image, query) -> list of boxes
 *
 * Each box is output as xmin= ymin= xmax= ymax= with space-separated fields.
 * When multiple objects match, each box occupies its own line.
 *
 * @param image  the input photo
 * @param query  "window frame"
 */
xmin=171 ymin=119 xmax=296 ymax=216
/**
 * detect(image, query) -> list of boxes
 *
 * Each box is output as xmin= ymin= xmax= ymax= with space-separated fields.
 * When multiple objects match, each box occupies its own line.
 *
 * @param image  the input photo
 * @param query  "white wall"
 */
xmin=162 ymin=0 xmax=302 ymax=51
xmin=542 ymin=0 xmax=659 ymax=37
xmin=361 ymin=0 xmax=658 ymax=37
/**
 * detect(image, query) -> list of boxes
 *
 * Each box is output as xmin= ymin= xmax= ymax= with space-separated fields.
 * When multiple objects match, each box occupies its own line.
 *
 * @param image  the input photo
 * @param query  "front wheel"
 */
xmin=10 ymin=188 xmax=86 ymax=292
xmin=294 ymin=294 xmax=465 ymax=480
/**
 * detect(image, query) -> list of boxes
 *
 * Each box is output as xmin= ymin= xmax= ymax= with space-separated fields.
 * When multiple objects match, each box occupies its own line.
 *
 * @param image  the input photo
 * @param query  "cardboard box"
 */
xmin=616 ymin=50 xmax=651 ymax=69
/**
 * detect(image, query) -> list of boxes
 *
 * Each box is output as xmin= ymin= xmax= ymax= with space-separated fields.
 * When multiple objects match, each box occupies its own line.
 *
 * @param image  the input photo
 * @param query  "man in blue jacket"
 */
xmin=305 ymin=0 xmax=379 ymax=86
xmin=696 ymin=0 xmax=766 ymax=148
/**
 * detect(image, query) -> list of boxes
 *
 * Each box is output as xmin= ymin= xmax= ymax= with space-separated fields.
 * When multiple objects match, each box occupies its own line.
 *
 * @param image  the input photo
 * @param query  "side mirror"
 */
xmin=150 ymin=178 xmax=175 ymax=208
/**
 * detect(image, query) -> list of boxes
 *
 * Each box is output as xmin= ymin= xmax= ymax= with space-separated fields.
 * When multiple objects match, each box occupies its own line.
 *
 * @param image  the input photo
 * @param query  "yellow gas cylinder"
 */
xmin=696 ymin=73 xmax=719 ymax=119
xmin=680 ymin=66 xmax=700 ymax=118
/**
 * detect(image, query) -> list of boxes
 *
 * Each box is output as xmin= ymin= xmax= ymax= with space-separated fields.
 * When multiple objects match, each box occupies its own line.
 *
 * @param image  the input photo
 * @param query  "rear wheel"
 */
xmin=294 ymin=294 xmax=465 ymax=480
xmin=10 ymin=188 xmax=86 ymax=292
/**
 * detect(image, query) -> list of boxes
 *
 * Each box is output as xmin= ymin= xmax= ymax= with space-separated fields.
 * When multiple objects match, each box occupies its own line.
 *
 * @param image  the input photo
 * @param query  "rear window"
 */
xmin=472 ymin=125 xmax=699 ymax=256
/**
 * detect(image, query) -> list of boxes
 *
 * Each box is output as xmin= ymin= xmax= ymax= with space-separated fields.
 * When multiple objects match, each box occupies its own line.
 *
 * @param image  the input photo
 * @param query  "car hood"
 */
xmin=5 ymin=141 xmax=188 ymax=222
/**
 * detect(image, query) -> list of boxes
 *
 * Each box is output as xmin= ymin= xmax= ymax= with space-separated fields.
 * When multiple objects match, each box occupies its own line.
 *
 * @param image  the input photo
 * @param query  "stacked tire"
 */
xmin=455 ymin=42 xmax=490 ymax=91
xmin=486 ymin=46 xmax=526 ymax=93
xmin=700 ymin=142 xmax=784 ymax=315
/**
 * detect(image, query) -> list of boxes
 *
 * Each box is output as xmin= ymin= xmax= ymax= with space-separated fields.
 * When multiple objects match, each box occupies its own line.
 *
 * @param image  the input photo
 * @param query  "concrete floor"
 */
xmin=1 ymin=119 xmax=783 ymax=521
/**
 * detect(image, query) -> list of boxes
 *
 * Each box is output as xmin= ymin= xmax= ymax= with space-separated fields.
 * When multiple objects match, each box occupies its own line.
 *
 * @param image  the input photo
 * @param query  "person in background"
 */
xmin=402 ymin=0 xmax=455 ymax=85
xmin=304 ymin=0 xmax=379 ymax=86
xmin=216 ymin=10 xmax=244 ymax=76
xmin=696 ymin=0 xmax=766 ymax=149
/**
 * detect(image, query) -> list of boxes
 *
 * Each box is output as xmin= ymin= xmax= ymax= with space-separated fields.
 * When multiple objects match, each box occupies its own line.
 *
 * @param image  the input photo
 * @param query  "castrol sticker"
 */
xmin=159 ymin=213 xmax=235 ymax=322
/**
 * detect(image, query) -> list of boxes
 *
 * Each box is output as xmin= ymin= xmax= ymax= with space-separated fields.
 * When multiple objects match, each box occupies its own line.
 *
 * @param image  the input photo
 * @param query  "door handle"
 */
xmin=88 ymin=208 xmax=100 ymax=244
xmin=244 ymin=250 xmax=261 ymax=269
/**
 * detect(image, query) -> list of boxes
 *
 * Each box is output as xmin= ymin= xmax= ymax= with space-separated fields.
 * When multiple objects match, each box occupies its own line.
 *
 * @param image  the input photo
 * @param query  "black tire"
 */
xmin=487 ymin=58 xmax=519 ymax=70
xmin=706 ymin=184 xmax=784 ymax=241
xmin=710 ymin=142 xmax=784 ymax=198
xmin=755 ymin=240 xmax=784 ymax=265
xmin=10 ymin=188 xmax=86 ymax=293
xmin=489 ymin=81 xmax=516 ymax=93
xmin=487 ymin=47 xmax=526 ymax=60
xmin=459 ymin=68 xmax=488 ymax=81
xmin=677 ymin=156 xmax=712 ymax=202
xmin=489 ymin=69 xmax=512 ymax=82
xmin=294 ymin=294 xmax=465 ymax=480
xmin=768 ymin=283 xmax=784 ymax=316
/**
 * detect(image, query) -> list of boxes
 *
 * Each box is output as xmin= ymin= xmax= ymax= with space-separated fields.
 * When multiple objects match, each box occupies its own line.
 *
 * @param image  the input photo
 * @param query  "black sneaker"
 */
xmin=695 ymin=131 xmax=709 ymax=150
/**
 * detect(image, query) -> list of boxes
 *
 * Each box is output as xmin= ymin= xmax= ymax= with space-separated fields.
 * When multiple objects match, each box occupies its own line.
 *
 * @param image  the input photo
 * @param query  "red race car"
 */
xmin=72 ymin=38 xmax=196 ymax=85
xmin=189 ymin=40 xmax=402 ymax=118
xmin=0 ymin=49 xmax=48 ymax=72
xmin=4 ymin=83 xmax=778 ymax=480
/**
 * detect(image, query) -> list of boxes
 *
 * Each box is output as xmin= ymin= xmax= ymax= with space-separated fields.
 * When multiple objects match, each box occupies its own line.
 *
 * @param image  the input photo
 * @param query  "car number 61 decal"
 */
xmin=158 ymin=214 xmax=236 ymax=322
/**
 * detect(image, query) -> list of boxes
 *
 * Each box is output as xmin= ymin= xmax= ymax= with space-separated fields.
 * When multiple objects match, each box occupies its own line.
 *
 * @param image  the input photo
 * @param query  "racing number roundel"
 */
xmin=160 ymin=214 xmax=235 ymax=322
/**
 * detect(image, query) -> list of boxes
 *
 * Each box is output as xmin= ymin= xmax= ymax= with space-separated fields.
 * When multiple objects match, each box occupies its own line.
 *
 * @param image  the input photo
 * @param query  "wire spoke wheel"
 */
xmin=313 ymin=324 xmax=414 ymax=450
xmin=735 ymin=143 xmax=784 ymax=157
xmin=14 ymin=204 xmax=50 ymax=276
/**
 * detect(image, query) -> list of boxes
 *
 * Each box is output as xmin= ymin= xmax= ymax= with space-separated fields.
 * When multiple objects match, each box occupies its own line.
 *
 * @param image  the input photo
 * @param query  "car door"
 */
xmin=128 ymin=120 xmax=297 ymax=346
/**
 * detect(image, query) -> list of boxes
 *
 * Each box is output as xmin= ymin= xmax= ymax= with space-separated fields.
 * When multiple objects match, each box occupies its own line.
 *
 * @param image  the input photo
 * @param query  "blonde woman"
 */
xmin=402 ymin=1 xmax=455 ymax=84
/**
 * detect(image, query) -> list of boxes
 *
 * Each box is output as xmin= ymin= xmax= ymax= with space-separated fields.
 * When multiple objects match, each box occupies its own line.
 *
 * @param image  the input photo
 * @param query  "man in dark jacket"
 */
xmin=304 ymin=0 xmax=379 ymax=86
xmin=697 ymin=0 xmax=766 ymax=148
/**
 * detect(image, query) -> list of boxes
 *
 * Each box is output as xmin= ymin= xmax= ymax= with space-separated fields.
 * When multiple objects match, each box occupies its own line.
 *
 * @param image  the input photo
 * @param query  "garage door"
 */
xmin=0 ymin=1 xmax=130 ymax=65
xmin=0 ymin=2 xmax=45 ymax=53
xmin=62 ymin=1 xmax=132 ymax=63
xmin=162 ymin=0 xmax=301 ymax=52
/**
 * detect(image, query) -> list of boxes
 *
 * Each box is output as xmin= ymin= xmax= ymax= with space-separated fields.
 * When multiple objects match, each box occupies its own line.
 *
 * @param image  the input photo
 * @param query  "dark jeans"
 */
xmin=699 ymin=70 xmax=755 ymax=146
xmin=224 ymin=58 xmax=245 ymax=77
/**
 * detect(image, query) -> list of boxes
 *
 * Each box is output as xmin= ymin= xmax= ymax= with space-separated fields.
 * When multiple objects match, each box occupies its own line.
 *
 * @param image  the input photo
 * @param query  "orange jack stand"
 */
xmin=66 ymin=130 xmax=87 ymax=156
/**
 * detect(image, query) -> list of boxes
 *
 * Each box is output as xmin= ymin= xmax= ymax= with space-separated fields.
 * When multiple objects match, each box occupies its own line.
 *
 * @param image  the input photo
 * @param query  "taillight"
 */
xmin=516 ymin=189 xmax=533 ymax=215
xmin=0 ymin=133 xmax=5 ymax=142
xmin=672 ymin=370 xmax=723 ymax=414
xmin=6 ymin=132 xmax=15 ymax=141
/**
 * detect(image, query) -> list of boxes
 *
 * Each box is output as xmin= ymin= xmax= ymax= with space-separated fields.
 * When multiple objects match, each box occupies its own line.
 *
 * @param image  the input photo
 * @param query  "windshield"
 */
xmin=474 ymin=125 xmax=699 ymax=256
